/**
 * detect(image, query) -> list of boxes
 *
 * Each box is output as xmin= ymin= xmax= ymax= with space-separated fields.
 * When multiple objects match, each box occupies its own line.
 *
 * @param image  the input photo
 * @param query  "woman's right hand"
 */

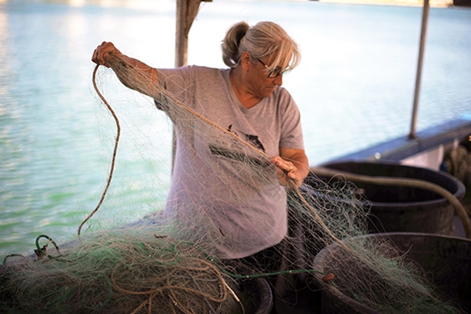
xmin=91 ymin=41 xmax=121 ymax=68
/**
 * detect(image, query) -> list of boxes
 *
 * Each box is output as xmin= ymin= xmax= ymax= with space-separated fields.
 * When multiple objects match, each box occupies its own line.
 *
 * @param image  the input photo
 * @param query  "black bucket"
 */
xmin=312 ymin=232 xmax=471 ymax=313
xmin=307 ymin=161 xmax=466 ymax=235
xmin=238 ymin=277 xmax=273 ymax=314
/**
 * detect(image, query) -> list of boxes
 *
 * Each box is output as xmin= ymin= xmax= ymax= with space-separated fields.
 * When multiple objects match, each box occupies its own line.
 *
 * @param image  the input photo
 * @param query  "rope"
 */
xmin=110 ymin=258 xmax=228 ymax=313
xmin=35 ymin=234 xmax=61 ymax=257
xmin=77 ymin=65 xmax=121 ymax=238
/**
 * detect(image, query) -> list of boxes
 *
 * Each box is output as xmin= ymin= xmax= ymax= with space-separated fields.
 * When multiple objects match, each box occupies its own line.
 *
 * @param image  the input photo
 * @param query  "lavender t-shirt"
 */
xmin=156 ymin=65 xmax=304 ymax=259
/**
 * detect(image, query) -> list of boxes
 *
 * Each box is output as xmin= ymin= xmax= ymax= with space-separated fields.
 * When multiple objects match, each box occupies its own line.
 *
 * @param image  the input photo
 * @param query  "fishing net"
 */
xmin=444 ymin=144 xmax=471 ymax=215
xmin=0 ymin=53 xmax=467 ymax=314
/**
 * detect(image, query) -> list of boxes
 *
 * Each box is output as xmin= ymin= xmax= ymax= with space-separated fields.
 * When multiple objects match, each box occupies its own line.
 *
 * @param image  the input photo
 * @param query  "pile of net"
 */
xmin=1 ymin=53 xmax=467 ymax=313
xmin=0 ymin=230 xmax=255 ymax=314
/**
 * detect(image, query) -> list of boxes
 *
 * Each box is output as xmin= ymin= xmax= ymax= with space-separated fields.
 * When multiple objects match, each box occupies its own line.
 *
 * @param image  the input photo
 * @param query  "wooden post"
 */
xmin=173 ymin=0 xmax=212 ymax=170
xmin=409 ymin=0 xmax=430 ymax=139
xmin=175 ymin=0 xmax=212 ymax=67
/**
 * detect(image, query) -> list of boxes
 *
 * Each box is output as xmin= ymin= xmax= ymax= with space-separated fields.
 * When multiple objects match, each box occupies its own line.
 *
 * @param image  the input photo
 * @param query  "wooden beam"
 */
xmin=175 ymin=0 xmax=212 ymax=67
xmin=409 ymin=0 xmax=430 ymax=139
xmin=173 ymin=0 xmax=211 ymax=171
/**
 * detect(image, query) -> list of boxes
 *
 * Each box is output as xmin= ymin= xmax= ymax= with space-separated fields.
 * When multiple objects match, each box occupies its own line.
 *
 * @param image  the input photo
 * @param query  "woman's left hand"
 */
xmin=270 ymin=156 xmax=302 ymax=187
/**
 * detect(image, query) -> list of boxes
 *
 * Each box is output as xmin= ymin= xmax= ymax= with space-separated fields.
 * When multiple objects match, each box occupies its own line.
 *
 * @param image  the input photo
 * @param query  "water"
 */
xmin=1 ymin=0 xmax=470 ymax=258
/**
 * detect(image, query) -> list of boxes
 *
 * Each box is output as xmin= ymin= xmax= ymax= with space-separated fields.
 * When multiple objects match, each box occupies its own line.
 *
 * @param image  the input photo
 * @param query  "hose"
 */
xmin=310 ymin=166 xmax=471 ymax=239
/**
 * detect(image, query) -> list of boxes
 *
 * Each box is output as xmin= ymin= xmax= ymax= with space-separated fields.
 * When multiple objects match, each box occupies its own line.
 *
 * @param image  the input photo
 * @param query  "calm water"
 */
xmin=1 ymin=0 xmax=470 ymax=258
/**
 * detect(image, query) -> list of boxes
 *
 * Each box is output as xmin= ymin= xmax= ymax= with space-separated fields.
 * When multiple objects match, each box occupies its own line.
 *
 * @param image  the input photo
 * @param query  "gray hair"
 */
xmin=221 ymin=21 xmax=301 ymax=72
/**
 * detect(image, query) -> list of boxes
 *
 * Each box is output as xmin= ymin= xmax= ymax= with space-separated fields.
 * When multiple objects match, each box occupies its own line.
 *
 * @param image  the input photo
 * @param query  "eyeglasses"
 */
xmin=257 ymin=59 xmax=290 ymax=78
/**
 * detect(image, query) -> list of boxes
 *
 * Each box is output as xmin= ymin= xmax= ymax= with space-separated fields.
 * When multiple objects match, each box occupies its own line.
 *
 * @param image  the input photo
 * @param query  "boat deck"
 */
xmin=326 ymin=113 xmax=471 ymax=167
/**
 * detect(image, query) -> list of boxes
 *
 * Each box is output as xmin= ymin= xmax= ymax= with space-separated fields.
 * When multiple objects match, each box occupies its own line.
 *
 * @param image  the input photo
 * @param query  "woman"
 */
xmin=92 ymin=21 xmax=309 ymax=263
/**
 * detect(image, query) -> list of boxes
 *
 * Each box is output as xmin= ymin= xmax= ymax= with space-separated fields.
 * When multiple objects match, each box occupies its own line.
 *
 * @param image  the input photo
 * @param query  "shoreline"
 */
xmin=318 ymin=0 xmax=454 ymax=8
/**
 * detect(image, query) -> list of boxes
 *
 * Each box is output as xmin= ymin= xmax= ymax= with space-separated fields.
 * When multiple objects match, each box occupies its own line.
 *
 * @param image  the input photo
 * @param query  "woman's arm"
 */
xmin=91 ymin=41 xmax=160 ymax=98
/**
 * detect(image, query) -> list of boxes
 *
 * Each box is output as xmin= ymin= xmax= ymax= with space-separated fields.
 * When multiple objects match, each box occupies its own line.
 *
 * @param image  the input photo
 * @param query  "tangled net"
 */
xmin=0 ymin=53 xmax=468 ymax=313
xmin=444 ymin=144 xmax=471 ymax=215
xmin=1 ymin=230 xmax=253 ymax=313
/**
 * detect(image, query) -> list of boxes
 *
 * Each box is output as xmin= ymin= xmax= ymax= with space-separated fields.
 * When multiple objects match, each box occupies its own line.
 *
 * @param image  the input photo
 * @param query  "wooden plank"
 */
xmin=175 ymin=0 xmax=212 ymax=67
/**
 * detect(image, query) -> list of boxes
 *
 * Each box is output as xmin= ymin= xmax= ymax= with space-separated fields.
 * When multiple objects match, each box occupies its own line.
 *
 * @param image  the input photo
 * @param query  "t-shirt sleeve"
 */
xmin=278 ymin=88 xmax=305 ymax=150
xmin=153 ymin=66 xmax=197 ymax=120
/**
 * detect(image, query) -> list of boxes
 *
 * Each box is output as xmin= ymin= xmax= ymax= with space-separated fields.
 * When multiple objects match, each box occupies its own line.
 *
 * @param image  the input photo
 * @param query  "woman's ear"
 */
xmin=240 ymin=51 xmax=251 ymax=71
